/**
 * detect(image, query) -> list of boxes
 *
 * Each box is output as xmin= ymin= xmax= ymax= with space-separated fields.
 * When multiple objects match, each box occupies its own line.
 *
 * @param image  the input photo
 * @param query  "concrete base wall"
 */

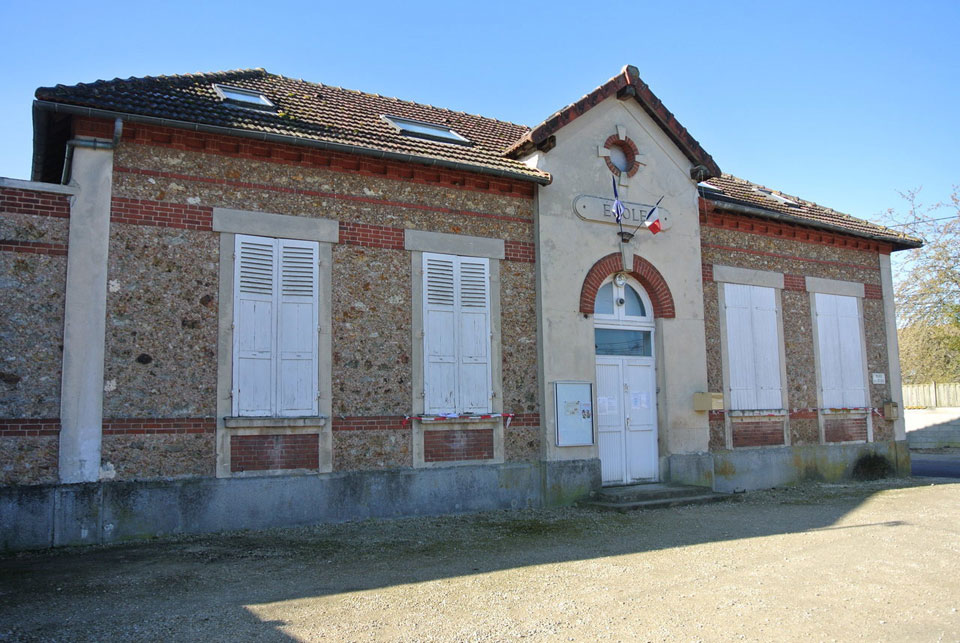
xmin=905 ymin=408 xmax=960 ymax=449
xmin=0 ymin=459 xmax=599 ymax=552
xmin=668 ymin=440 xmax=910 ymax=492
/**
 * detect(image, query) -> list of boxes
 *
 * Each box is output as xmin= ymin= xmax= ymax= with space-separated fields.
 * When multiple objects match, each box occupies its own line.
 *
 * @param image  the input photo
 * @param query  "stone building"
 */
xmin=0 ymin=65 xmax=920 ymax=548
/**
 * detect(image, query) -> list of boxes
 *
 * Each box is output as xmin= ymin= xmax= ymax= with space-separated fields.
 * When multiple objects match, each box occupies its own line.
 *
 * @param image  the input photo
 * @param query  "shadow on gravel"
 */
xmin=0 ymin=479 xmax=953 ymax=641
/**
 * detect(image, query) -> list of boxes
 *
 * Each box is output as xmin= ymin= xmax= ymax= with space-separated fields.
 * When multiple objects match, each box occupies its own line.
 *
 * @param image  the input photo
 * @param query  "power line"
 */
xmin=883 ymin=214 xmax=960 ymax=228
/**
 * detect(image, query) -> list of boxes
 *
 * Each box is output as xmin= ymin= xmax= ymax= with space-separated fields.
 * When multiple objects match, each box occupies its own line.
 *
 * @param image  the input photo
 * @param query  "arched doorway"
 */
xmin=593 ymin=274 xmax=658 ymax=484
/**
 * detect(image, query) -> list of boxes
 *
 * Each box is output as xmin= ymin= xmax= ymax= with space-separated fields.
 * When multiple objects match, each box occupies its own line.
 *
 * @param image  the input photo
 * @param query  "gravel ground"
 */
xmin=1 ymin=478 xmax=959 ymax=641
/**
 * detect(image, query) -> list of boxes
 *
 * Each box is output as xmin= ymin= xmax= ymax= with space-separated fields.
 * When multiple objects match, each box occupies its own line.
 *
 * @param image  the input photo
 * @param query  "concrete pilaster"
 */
xmin=59 ymin=145 xmax=113 ymax=483
xmin=880 ymin=254 xmax=906 ymax=441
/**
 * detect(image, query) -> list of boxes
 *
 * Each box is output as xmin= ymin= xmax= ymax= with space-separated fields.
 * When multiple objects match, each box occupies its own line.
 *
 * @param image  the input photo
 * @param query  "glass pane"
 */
xmin=594 ymin=283 xmax=614 ymax=315
xmin=624 ymin=285 xmax=646 ymax=317
xmin=608 ymin=145 xmax=629 ymax=171
xmin=595 ymin=329 xmax=652 ymax=356
xmin=220 ymin=87 xmax=271 ymax=105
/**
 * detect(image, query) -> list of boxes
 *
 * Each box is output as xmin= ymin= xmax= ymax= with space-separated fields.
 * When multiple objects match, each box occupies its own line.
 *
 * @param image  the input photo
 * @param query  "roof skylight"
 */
xmin=213 ymin=84 xmax=275 ymax=110
xmin=382 ymin=115 xmax=470 ymax=145
xmin=697 ymin=181 xmax=722 ymax=194
xmin=754 ymin=187 xmax=798 ymax=207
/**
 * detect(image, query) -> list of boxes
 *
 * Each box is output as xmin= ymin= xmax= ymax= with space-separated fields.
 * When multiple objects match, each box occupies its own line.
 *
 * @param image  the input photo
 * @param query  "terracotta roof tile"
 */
xmin=700 ymin=174 xmax=922 ymax=249
xmin=35 ymin=69 xmax=549 ymax=183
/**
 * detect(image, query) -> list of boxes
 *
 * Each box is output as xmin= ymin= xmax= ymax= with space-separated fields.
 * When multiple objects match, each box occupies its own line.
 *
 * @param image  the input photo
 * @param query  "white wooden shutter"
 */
xmin=751 ymin=286 xmax=783 ymax=409
xmin=233 ymin=235 xmax=277 ymax=416
xmin=816 ymin=293 xmax=866 ymax=408
xmin=457 ymin=258 xmax=491 ymax=413
xmin=423 ymin=253 xmax=458 ymax=413
xmin=277 ymin=239 xmax=319 ymax=416
xmin=724 ymin=284 xmax=782 ymax=410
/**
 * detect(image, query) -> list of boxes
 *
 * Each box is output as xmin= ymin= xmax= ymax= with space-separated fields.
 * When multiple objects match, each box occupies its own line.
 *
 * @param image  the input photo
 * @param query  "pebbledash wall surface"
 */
xmin=0 ymin=66 xmax=918 ymax=549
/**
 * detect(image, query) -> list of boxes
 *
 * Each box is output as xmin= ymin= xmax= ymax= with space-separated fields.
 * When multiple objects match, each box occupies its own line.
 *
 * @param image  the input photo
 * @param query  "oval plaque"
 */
xmin=573 ymin=195 xmax=671 ymax=231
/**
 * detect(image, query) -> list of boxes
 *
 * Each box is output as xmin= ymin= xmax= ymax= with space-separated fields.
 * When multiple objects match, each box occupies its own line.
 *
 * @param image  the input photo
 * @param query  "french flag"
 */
xmin=644 ymin=196 xmax=663 ymax=235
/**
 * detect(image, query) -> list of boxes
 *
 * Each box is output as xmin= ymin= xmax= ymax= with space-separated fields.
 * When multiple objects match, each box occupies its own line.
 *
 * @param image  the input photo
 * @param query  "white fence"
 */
xmin=903 ymin=382 xmax=960 ymax=408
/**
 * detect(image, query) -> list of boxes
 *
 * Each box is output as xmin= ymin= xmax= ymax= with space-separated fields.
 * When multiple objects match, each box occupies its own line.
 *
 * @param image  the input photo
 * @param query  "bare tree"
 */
xmin=880 ymin=187 xmax=960 ymax=383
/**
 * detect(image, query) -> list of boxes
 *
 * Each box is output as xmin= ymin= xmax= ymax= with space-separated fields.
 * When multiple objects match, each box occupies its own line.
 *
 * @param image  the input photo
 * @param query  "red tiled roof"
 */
xmin=700 ymin=174 xmax=922 ymax=249
xmin=35 ymin=69 xmax=550 ymax=184
xmin=33 ymin=67 xmax=916 ymax=249
xmin=505 ymin=65 xmax=722 ymax=180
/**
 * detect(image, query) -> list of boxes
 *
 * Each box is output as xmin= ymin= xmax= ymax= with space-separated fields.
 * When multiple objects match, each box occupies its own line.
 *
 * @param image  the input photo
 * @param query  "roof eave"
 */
xmin=32 ymin=100 xmax=553 ymax=186
xmin=706 ymin=194 xmax=923 ymax=251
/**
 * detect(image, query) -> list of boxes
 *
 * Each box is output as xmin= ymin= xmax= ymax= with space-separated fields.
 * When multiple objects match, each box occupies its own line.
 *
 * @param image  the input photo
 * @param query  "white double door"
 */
xmin=596 ymin=356 xmax=658 ymax=484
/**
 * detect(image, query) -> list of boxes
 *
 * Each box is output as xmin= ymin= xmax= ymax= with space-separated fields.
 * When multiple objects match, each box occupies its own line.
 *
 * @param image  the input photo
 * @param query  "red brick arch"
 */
xmin=578 ymin=253 xmax=675 ymax=318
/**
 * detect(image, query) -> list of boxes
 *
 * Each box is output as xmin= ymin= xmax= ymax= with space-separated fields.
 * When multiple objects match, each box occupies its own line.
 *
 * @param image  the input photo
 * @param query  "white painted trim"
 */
xmin=712 ymin=264 xmax=784 ymax=290
xmin=215 ymin=230 xmax=333 ymax=478
xmin=212 ymin=207 xmax=339 ymax=243
xmin=0 ymin=177 xmax=78 ymax=195
xmin=410 ymin=250 xmax=504 ymax=467
xmin=879 ymin=255 xmax=906 ymax=440
xmin=404 ymin=229 xmax=505 ymax=259
xmin=805 ymin=276 xmax=865 ymax=298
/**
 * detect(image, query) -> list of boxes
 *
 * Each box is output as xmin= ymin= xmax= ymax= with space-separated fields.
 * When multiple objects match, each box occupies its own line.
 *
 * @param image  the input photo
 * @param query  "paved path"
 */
xmin=912 ymin=451 xmax=960 ymax=478
xmin=2 ymin=480 xmax=959 ymax=641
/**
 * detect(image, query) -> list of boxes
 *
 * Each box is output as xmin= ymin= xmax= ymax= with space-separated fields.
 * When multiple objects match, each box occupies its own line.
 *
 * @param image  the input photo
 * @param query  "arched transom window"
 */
xmin=593 ymin=274 xmax=653 ymax=324
xmin=594 ymin=274 xmax=654 ymax=357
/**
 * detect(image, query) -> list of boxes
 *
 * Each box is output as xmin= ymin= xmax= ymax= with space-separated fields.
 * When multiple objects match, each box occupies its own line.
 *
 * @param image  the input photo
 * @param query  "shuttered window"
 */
xmin=815 ymin=293 xmax=866 ymax=408
xmin=233 ymin=234 xmax=319 ymax=417
xmin=724 ymin=284 xmax=783 ymax=410
xmin=422 ymin=252 xmax=492 ymax=414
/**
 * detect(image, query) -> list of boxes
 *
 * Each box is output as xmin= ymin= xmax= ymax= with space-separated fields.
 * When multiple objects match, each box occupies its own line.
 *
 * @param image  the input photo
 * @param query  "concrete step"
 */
xmin=584 ymin=492 xmax=734 ymax=512
xmin=583 ymin=483 xmax=735 ymax=512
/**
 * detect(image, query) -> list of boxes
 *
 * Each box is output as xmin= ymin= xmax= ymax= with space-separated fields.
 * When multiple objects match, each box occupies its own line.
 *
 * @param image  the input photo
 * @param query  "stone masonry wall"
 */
xmin=98 ymin=124 xmax=540 ymax=479
xmin=1 ymin=187 xmax=71 ymax=485
xmin=701 ymin=204 xmax=895 ymax=451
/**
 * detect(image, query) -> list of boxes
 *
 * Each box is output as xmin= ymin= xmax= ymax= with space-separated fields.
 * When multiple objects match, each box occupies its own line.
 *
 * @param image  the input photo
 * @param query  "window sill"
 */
xmin=223 ymin=416 xmax=328 ymax=429
xmin=728 ymin=409 xmax=787 ymax=418
xmin=820 ymin=408 xmax=868 ymax=415
xmin=414 ymin=414 xmax=501 ymax=425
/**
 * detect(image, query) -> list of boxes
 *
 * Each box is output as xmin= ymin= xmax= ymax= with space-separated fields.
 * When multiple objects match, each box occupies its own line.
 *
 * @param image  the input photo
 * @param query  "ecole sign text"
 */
xmin=572 ymin=195 xmax=671 ymax=230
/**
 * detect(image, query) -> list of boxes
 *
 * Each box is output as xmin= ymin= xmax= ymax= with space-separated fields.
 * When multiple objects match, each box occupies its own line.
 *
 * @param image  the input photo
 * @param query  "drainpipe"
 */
xmin=61 ymin=118 xmax=123 ymax=184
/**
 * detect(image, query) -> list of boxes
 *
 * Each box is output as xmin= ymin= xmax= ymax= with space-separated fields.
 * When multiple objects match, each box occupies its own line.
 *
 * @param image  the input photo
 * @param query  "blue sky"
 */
xmin=1 ymin=0 xmax=957 ymax=224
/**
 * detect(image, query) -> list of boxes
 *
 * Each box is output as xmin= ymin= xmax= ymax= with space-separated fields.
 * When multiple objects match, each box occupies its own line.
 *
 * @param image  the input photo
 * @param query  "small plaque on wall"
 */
xmin=555 ymin=381 xmax=594 ymax=446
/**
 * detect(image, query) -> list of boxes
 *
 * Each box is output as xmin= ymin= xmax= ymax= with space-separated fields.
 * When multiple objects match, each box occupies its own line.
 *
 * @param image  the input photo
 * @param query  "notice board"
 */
xmin=554 ymin=381 xmax=594 ymax=446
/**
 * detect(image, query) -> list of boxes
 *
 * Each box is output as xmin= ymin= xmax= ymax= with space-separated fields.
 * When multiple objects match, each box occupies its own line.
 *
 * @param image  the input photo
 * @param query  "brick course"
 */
xmin=332 ymin=416 xmax=408 ymax=431
xmin=700 ymin=200 xmax=893 ymax=254
xmin=731 ymin=420 xmax=785 ymax=447
xmin=0 ymin=418 xmax=61 ymax=437
xmin=102 ymin=418 xmax=216 ymax=435
xmin=0 ymin=240 xmax=68 ymax=256
xmin=824 ymin=417 xmax=868 ymax=443
xmin=0 ymin=188 xmax=71 ymax=218
xmin=424 ymin=428 xmax=494 ymax=462
xmin=504 ymin=240 xmax=536 ymax=263
xmin=338 ymin=222 xmax=405 ymax=250
xmin=74 ymin=117 xmax=537 ymax=199
xmin=111 ymin=197 xmax=213 ymax=230
xmin=230 ymin=433 xmax=319 ymax=472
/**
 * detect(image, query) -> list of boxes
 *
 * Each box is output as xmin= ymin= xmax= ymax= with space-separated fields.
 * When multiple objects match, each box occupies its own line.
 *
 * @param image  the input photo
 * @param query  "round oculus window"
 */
xmin=608 ymin=144 xmax=630 ymax=172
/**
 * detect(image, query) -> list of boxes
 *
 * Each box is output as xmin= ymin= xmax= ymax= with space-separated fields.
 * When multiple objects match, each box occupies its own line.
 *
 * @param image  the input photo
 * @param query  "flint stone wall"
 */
xmin=103 ymin=141 xmax=540 ymax=479
xmin=701 ymin=222 xmax=893 ymax=450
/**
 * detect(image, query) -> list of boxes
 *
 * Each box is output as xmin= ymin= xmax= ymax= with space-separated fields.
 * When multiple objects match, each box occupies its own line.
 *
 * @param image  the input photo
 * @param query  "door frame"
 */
xmin=593 ymin=275 xmax=658 ymax=485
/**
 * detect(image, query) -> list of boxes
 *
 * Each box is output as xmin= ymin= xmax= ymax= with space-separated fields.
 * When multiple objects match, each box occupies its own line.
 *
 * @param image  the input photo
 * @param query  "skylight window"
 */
xmin=753 ymin=187 xmax=798 ymax=207
xmin=697 ymin=181 xmax=723 ymax=194
xmin=382 ymin=115 xmax=470 ymax=145
xmin=213 ymin=84 xmax=275 ymax=110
